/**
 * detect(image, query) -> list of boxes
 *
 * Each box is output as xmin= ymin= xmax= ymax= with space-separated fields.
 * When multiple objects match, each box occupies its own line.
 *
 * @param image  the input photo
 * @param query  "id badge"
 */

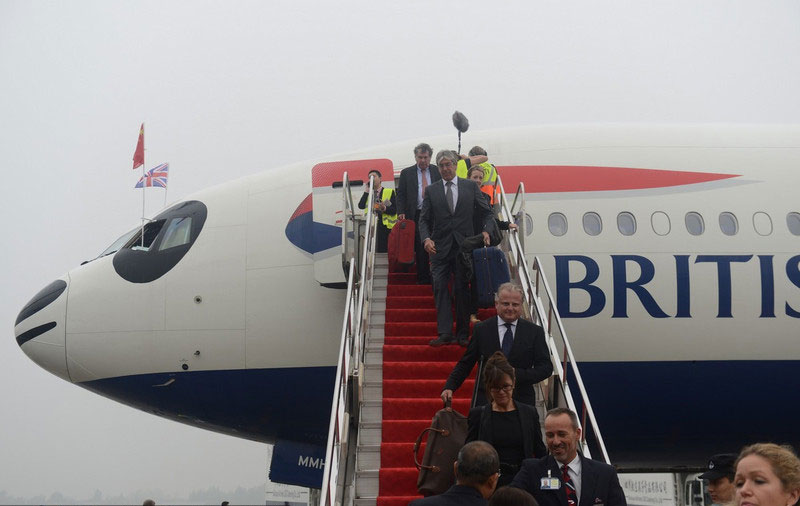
xmin=540 ymin=476 xmax=561 ymax=490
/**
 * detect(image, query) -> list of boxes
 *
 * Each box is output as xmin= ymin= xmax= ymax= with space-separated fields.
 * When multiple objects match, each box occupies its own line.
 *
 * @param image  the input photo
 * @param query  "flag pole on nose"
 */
xmin=132 ymin=123 xmax=146 ymax=246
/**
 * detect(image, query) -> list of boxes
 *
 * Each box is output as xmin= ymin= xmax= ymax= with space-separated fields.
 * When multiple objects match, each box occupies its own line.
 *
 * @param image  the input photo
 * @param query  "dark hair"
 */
xmin=456 ymin=441 xmax=500 ymax=487
xmin=546 ymin=407 xmax=580 ymax=430
xmin=414 ymin=143 xmax=433 ymax=156
xmin=368 ymin=169 xmax=382 ymax=178
xmin=468 ymin=145 xmax=487 ymax=157
xmin=489 ymin=486 xmax=538 ymax=506
xmin=484 ymin=351 xmax=515 ymax=391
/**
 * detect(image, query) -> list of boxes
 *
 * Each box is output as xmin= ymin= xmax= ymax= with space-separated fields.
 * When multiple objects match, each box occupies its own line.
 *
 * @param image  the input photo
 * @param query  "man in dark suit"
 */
xmin=396 ymin=143 xmax=441 ymax=284
xmin=510 ymin=408 xmax=627 ymax=506
xmin=410 ymin=441 xmax=500 ymax=506
xmin=441 ymin=283 xmax=553 ymax=406
xmin=419 ymin=150 xmax=495 ymax=346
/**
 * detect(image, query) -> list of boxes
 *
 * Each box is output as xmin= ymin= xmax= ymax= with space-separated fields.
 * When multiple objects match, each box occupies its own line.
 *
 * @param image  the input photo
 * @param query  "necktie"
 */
xmin=501 ymin=322 xmax=513 ymax=357
xmin=420 ymin=168 xmax=428 ymax=193
xmin=562 ymin=464 xmax=577 ymax=506
xmin=445 ymin=181 xmax=454 ymax=213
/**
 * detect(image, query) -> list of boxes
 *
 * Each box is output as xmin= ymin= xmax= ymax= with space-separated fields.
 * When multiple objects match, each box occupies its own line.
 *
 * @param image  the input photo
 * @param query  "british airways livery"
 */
xmin=13 ymin=124 xmax=800 ymax=471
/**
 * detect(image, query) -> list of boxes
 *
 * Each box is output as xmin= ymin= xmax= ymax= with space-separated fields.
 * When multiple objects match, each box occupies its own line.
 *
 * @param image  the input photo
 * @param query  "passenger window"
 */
xmin=128 ymin=220 xmax=166 ymax=251
xmin=159 ymin=217 xmax=193 ymax=251
xmin=753 ymin=212 xmax=773 ymax=236
xmin=617 ymin=212 xmax=636 ymax=236
xmin=548 ymin=213 xmax=568 ymax=236
xmin=651 ymin=211 xmax=671 ymax=236
xmin=685 ymin=212 xmax=705 ymax=236
xmin=524 ymin=213 xmax=533 ymax=237
xmin=787 ymin=212 xmax=800 ymax=236
xmin=582 ymin=212 xmax=602 ymax=236
xmin=719 ymin=212 xmax=738 ymax=236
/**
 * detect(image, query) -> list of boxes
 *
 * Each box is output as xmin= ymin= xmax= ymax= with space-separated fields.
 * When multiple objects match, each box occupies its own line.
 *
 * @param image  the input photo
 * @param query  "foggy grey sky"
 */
xmin=1 ymin=0 xmax=799 ymax=500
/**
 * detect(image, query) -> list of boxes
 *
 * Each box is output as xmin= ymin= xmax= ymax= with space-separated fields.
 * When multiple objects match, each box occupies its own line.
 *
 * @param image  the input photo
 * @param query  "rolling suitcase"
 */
xmin=473 ymin=246 xmax=511 ymax=307
xmin=388 ymin=219 xmax=415 ymax=272
xmin=413 ymin=400 xmax=468 ymax=496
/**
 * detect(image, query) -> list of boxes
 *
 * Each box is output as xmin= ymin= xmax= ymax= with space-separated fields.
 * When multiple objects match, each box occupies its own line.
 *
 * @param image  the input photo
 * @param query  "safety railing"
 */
xmin=494 ymin=175 xmax=611 ymax=465
xmin=321 ymin=172 xmax=378 ymax=506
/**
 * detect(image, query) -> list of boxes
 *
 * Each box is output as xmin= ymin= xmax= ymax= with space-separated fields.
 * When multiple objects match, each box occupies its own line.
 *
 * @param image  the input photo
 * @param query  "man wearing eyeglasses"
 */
xmin=410 ymin=441 xmax=500 ymax=505
xmin=441 ymin=283 xmax=553 ymax=406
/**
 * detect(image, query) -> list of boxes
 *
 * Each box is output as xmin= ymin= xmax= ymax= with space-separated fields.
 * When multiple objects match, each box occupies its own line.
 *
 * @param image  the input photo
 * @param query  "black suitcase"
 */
xmin=473 ymin=247 xmax=511 ymax=307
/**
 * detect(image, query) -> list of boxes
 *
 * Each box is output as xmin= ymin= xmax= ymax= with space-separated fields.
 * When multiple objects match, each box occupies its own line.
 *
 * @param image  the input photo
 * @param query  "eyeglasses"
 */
xmin=489 ymin=384 xmax=513 ymax=392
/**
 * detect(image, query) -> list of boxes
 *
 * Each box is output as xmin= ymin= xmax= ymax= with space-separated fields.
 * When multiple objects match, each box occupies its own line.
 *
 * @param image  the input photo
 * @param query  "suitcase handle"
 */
xmin=413 ymin=427 xmax=449 ymax=472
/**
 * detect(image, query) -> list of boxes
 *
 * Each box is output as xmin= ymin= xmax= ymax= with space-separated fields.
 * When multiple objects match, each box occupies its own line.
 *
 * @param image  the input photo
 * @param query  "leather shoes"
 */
xmin=429 ymin=334 xmax=454 ymax=347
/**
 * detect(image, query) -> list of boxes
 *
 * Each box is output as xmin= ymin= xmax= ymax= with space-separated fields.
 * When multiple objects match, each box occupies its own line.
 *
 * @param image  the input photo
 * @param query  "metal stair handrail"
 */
xmin=321 ymin=172 xmax=379 ymax=506
xmin=494 ymin=174 xmax=611 ymax=465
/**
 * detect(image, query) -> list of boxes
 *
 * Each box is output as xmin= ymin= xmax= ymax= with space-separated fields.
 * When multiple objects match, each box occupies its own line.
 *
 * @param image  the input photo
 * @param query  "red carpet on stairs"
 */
xmin=376 ymin=271 xmax=495 ymax=506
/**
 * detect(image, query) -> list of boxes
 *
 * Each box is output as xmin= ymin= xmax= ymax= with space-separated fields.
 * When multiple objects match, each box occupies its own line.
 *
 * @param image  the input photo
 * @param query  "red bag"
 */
xmin=388 ymin=219 xmax=415 ymax=272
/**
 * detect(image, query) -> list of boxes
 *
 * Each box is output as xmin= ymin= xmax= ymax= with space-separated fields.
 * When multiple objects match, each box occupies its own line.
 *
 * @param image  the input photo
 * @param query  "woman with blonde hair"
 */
xmin=734 ymin=443 xmax=800 ymax=506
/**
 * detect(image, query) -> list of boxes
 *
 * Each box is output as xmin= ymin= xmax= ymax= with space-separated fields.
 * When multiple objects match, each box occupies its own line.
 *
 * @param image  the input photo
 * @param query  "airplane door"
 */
xmin=311 ymin=159 xmax=394 ymax=285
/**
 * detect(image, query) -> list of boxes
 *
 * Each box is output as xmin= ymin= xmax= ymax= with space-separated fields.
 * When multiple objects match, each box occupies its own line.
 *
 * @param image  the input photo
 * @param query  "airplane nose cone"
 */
xmin=14 ymin=278 xmax=70 ymax=381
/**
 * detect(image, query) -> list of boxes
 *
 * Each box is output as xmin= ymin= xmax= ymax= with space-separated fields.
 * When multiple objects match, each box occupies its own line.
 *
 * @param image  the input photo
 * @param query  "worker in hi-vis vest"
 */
xmin=456 ymin=146 xmax=498 ymax=203
xmin=358 ymin=169 xmax=397 ymax=253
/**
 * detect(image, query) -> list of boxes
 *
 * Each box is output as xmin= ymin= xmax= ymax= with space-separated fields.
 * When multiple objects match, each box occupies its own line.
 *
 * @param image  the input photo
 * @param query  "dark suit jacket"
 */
xmin=444 ymin=316 xmax=553 ymax=406
xmin=409 ymin=484 xmax=487 ymax=506
xmin=397 ymin=164 xmax=441 ymax=217
xmin=510 ymin=455 xmax=627 ymax=506
xmin=418 ymin=177 xmax=494 ymax=261
xmin=466 ymin=401 xmax=547 ymax=460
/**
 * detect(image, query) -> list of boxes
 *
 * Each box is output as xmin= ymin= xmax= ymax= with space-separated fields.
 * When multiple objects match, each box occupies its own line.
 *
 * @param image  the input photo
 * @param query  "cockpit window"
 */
xmin=158 ymin=217 xmax=193 ymax=251
xmin=112 ymin=200 xmax=207 ymax=283
xmin=127 ymin=220 xmax=167 ymax=251
xmin=99 ymin=228 xmax=138 ymax=257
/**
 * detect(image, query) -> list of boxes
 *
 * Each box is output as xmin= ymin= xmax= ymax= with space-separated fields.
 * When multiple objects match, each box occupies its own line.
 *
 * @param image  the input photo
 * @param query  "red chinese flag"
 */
xmin=132 ymin=123 xmax=144 ymax=169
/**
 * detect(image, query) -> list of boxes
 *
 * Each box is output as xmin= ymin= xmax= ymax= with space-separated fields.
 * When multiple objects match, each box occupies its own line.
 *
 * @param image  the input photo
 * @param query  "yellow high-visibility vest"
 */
xmin=363 ymin=187 xmax=398 ymax=229
xmin=457 ymin=160 xmax=497 ymax=184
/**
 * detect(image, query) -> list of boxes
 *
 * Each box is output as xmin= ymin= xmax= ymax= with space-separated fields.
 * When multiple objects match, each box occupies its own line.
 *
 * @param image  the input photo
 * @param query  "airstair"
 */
xmin=319 ymin=172 xmax=611 ymax=505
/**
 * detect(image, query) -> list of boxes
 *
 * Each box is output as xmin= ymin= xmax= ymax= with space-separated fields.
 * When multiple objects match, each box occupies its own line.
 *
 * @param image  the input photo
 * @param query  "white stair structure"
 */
xmin=319 ymin=171 xmax=611 ymax=506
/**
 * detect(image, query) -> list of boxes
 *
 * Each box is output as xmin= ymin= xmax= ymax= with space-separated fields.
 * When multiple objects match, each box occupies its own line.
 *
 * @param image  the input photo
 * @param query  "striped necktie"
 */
xmin=562 ymin=464 xmax=577 ymax=506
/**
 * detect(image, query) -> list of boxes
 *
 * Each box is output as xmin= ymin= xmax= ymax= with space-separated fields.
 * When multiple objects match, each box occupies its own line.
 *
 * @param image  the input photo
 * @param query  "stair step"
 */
xmin=383 ymin=344 xmax=466 ymax=362
xmin=382 ymin=398 xmax=471 ymax=421
xmin=386 ymin=296 xmax=435 ymax=309
xmin=381 ymin=379 xmax=475 ymax=399
xmin=355 ymin=470 xmax=379 ymax=498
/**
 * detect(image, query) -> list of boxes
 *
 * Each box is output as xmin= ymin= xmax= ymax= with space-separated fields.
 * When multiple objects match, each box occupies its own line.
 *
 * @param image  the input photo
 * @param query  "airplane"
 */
xmin=13 ymin=124 xmax=800 ymax=478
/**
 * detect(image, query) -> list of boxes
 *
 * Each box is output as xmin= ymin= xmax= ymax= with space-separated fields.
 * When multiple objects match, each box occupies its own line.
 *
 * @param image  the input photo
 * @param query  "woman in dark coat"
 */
xmin=466 ymin=351 xmax=546 ymax=487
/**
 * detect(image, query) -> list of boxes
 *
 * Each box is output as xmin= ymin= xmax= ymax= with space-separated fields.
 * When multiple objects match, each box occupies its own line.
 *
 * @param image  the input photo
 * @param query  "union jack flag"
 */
xmin=135 ymin=163 xmax=169 ymax=188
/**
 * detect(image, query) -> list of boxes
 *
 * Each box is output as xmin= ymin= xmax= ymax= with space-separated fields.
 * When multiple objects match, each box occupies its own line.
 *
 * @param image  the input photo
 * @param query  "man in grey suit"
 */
xmin=397 ymin=143 xmax=441 ymax=284
xmin=510 ymin=408 xmax=627 ymax=506
xmin=419 ymin=150 xmax=495 ymax=346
